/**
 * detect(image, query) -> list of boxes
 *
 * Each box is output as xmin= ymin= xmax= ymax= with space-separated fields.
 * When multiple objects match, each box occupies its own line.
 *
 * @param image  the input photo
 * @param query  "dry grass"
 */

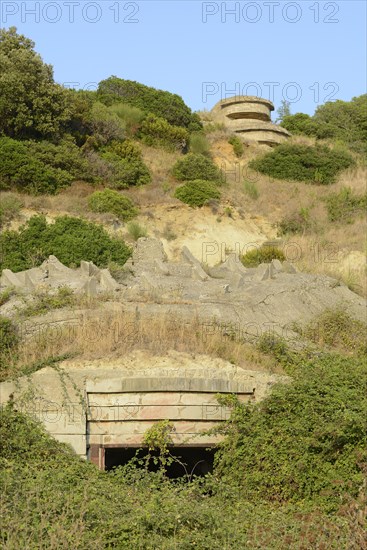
xmin=4 ymin=310 xmax=279 ymax=381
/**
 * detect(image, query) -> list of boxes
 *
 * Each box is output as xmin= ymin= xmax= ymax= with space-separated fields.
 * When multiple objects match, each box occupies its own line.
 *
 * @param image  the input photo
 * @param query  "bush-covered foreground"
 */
xmin=249 ymin=144 xmax=354 ymax=185
xmin=1 ymin=351 xmax=366 ymax=549
xmin=0 ymin=215 xmax=131 ymax=272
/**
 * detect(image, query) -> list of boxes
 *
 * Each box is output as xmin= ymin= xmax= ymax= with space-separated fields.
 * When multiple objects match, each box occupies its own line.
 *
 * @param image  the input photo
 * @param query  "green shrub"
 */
xmin=281 ymin=95 xmax=367 ymax=154
xmin=172 ymin=153 xmax=222 ymax=182
xmin=97 ymin=76 xmax=202 ymax=130
xmin=298 ymin=308 xmax=367 ymax=356
xmin=109 ymin=103 xmax=145 ymax=137
xmin=108 ymin=139 xmax=143 ymax=161
xmin=228 ymin=135 xmax=244 ymax=158
xmin=88 ymin=189 xmax=138 ymax=221
xmin=324 ymin=187 xmax=367 ymax=223
xmin=89 ymin=101 xmax=125 ymax=144
xmin=241 ymin=245 xmax=285 ymax=267
xmin=189 ymin=132 xmax=211 ymax=156
xmin=0 ymin=215 xmax=132 ymax=272
xmin=243 ymin=180 xmax=259 ymax=200
xmin=0 ymin=316 xmax=18 ymax=371
xmin=127 ymin=221 xmax=147 ymax=240
xmin=100 ymin=140 xmax=151 ymax=187
xmin=0 ymin=193 xmax=23 ymax=228
xmin=174 ymin=179 xmax=221 ymax=207
xmin=215 ymin=353 xmax=367 ymax=507
xmin=249 ymin=144 xmax=354 ymax=185
xmin=20 ymin=286 xmax=75 ymax=317
xmin=0 ymin=137 xmax=92 ymax=194
xmin=139 ymin=114 xmax=189 ymax=152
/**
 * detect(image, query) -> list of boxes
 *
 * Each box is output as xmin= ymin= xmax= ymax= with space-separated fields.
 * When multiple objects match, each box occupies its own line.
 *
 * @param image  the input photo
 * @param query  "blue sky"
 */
xmin=1 ymin=1 xmax=366 ymax=118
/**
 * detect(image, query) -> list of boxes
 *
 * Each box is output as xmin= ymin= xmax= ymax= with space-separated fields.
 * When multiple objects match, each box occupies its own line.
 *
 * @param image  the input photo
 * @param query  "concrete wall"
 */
xmin=0 ymin=356 xmax=286 ymax=467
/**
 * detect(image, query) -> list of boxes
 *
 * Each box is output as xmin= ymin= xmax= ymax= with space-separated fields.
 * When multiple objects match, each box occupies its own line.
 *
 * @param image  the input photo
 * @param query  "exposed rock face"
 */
xmin=210 ymin=96 xmax=291 ymax=146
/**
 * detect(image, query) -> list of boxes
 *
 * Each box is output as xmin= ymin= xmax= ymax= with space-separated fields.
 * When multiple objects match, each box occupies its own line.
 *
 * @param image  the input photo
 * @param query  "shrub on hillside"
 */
xmin=281 ymin=95 xmax=367 ymax=154
xmin=241 ymin=245 xmax=285 ymax=267
xmin=0 ymin=215 xmax=131 ymax=272
xmin=249 ymin=143 xmax=354 ymax=185
xmin=324 ymin=187 xmax=367 ymax=223
xmin=0 ymin=137 xmax=92 ymax=194
xmin=172 ymin=153 xmax=222 ymax=182
xmin=98 ymin=140 xmax=151 ymax=187
xmin=89 ymin=102 xmax=125 ymax=145
xmin=189 ymin=132 xmax=211 ymax=156
xmin=0 ymin=193 xmax=23 ymax=228
xmin=0 ymin=316 xmax=18 ymax=370
xmin=139 ymin=114 xmax=189 ymax=152
xmin=109 ymin=103 xmax=145 ymax=137
xmin=174 ymin=179 xmax=221 ymax=207
xmin=214 ymin=353 xmax=367 ymax=506
xmin=277 ymin=208 xmax=311 ymax=235
xmin=228 ymin=135 xmax=244 ymax=158
xmin=88 ymin=189 xmax=138 ymax=221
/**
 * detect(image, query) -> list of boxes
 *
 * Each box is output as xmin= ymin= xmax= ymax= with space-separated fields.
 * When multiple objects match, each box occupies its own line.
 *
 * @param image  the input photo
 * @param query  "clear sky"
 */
xmin=1 ymin=1 xmax=366 ymax=118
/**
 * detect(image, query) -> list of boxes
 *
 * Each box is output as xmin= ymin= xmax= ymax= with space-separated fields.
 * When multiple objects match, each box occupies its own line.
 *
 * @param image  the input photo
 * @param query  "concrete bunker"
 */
xmin=210 ymin=96 xmax=291 ymax=146
xmin=0 ymin=354 xmax=286 ymax=474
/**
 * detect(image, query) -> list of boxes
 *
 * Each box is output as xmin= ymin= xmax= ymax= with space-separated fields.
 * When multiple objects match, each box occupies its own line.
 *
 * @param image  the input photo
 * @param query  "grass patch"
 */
xmin=241 ymin=245 xmax=285 ymax=267
xmin=243 ymin=179 xmax=259 ymax=200
xmin=127 ymin=221 xmax=148 ymax=240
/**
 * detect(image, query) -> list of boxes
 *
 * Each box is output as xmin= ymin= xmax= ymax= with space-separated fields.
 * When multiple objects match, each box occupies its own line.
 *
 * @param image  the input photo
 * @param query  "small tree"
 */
xmin=276 ymin=100 xmax=291 ymax=123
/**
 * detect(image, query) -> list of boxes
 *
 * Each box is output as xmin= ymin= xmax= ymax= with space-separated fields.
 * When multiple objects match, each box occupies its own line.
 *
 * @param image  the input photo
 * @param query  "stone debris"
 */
xmin=1 ymin=238 xmax=365 ymax=333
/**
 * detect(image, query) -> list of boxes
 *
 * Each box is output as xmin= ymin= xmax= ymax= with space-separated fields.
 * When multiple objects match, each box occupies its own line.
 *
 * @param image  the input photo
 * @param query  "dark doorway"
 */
xmin=105 ymin=446 xmax=215 ymax=478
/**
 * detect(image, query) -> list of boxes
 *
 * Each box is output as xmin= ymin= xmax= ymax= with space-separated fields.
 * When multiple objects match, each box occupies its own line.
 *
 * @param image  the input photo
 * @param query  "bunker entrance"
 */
xmin=104 ymin=446 xmax=215 ymax=478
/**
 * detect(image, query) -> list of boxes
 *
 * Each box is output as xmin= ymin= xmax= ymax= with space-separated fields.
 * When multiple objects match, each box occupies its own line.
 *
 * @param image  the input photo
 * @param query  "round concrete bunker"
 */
xmin=210 ymin=95 xmax=291 ymax=146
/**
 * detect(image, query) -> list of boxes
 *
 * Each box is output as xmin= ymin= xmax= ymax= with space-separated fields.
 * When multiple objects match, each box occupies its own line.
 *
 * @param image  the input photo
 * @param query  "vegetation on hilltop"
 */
xmin=281 ymin=95 xmax=367 ymax=155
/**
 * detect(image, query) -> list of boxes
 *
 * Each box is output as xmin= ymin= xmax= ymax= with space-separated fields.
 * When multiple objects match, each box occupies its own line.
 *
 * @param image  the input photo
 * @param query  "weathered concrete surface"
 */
xmin=0 ymin=351 xmax=287 ymax=460
xmin=0 ymin=256 xmax=120 ymax=296
xmin=210 ymin=95 xmax=290 ymax=145
xmin=2 ymin=238 xmax=365 ymax=342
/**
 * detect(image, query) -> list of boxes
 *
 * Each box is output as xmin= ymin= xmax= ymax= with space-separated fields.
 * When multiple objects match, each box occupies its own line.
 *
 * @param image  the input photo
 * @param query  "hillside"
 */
xmin=0 ymin=27 xmax=366 ymax=549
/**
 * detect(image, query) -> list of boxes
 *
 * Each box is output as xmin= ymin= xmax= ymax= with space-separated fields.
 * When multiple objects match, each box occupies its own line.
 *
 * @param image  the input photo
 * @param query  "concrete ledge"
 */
xmin=86 ymin=377 xmax=255 ymax=394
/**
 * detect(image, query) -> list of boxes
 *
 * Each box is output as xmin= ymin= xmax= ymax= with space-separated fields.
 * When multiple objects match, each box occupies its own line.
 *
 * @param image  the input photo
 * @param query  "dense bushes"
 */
xmin=172 ymin=153 xmax=222 ymax=182
xmin=324 ymin=187 xmax=367 ymax=223
xmin=97 ymin=76 xmax=202 ymax=130
xmin=174 ymin=179 xmax=221 ymax=207
xmin=0 ymin=317 xmax=18 ymax=370
xmin=214 ymin=353 xmax=367 ymax=507
xmin=0 ymin=137 xmax=92 ymax=194
xmin=139 ymin=114 xmax=189 ymax=152
xmin=241 ymin=245 xmax=285 ymax=267
xmin=281 ymin=95 xmax=367 ymax=154
xmin=88 ymin=189 xmax=138 ymax=221
xmin=0 ymin=27 xmax=71 ymax=139
xmin=0 ymin=215 xmax=131 ymax=272
xmin=249 ymin=143 xmax=354 ymax=185
xmin=100 ymin=139 xmax=151 ymax=188
xmin=1 ymin=350 xmax=366 ymax=547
